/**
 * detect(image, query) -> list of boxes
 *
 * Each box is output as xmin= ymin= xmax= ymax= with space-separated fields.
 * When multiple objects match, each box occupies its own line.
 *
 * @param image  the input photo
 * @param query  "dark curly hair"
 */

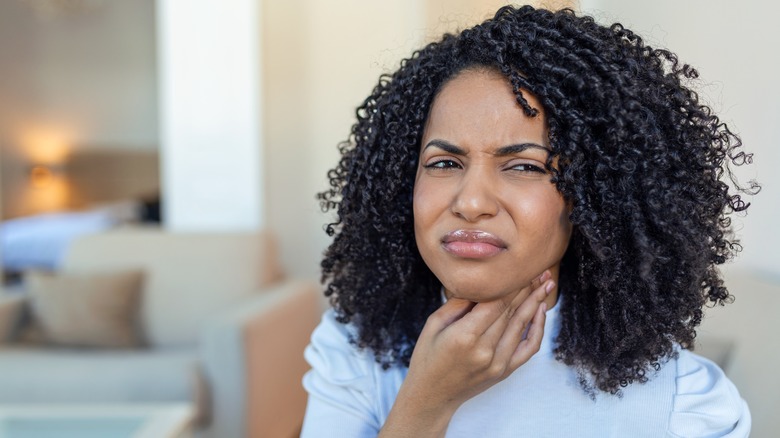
xmin=317 ymin=5 xmax=758 ymax=394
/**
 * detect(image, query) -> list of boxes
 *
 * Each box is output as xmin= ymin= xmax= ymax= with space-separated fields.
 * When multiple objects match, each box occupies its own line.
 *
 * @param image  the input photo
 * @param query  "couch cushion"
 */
xmin=0 ymin=293 xmax=25 ymax=342
xmin=61 ymin=228 xmax=283 ymax=347
xmin=24 ymin=270 xmax=144 ymax=348
xmin=0 ymin=347 xmax=203 ymax=407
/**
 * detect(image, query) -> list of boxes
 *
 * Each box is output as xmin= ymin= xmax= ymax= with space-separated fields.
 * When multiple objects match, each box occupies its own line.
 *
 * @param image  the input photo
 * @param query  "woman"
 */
xmin=302 ymin=5 xmax=754 ymax=437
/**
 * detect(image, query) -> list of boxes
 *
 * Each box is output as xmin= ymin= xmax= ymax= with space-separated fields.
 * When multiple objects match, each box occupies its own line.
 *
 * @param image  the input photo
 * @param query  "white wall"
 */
xmin=424 ymin=0 xmax=577 ymax=39
xmin=579 ymin=0 xmax=780 ymax=278
xmin=157 ymin=0 xmax=263 ymax=231
xmin=263 ymin=0 xmax=425 ymax=278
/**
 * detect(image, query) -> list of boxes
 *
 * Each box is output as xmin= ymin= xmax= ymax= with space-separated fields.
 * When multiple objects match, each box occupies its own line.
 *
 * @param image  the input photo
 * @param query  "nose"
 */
xmin=450 ymin=167 xmax=500 ymax=222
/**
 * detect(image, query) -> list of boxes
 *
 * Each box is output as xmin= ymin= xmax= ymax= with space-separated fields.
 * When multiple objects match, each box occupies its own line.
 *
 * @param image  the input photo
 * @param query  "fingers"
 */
xmin=477 ymin=270 xmax=551 ymax=339
xmin=478 ymin=280 xmax=540 ymax=343
xmin=527 ymin=271 xmax=547 ymax=296
xmin=509 ymin=301 xmax=547 ymax=369
xmin=456 ymin=270 xmax=551 ymax=338
xmin=422 ymin=297 xmax=476 ymax=335
xmin=492 ymin=278 xmax=552 ymax=365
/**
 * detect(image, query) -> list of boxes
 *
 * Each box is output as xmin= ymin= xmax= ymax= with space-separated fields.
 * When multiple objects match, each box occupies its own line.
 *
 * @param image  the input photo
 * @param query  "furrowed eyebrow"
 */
xmin=423 ymin=140 xmax=550 ymax=157
xmin=494 ymin=143 xmax=550 ymax=157
xmin=422 ymin=139 xmax=467 ymax=155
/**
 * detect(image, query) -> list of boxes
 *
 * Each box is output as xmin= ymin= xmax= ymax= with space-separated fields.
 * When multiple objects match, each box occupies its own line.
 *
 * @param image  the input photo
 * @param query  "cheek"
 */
xmin=510 ymin=188 xmax=571 ymax=248
xmin=413 ymin=176 xmax=452 ymax=268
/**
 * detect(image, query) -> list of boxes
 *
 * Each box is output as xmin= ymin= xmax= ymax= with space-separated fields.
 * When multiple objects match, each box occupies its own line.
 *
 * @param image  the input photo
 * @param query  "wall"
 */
xmin=263 ymin=0 xmax=426 ymax=279
xmin=578 ymin=0 xmax=779 ymax=278
xmin=157 ymin=0 xmax=263 ymax=232
xmin=425 ymin=0 xmax=578 ymax=39
xmin=0 ymin=0 xmax=158 ymax=219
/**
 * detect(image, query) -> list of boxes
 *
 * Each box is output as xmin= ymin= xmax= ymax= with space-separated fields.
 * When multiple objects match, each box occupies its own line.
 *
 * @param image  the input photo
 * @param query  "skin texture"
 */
xmin=414 ymin=68 xmax=571 ymax=306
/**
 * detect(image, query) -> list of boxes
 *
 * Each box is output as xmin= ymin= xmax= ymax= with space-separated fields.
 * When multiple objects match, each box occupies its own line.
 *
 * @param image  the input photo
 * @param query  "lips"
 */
xmin=441 ymin=229 xmax=508 ymax=259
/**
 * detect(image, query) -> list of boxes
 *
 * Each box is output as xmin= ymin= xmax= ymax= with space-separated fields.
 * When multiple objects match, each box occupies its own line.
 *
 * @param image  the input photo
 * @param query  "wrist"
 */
xmin=379 ymin=385 xmax=459 ymax=438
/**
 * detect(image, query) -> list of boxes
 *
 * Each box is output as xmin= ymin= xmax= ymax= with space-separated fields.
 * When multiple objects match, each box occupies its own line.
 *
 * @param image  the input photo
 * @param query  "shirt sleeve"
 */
xmin=300 ymin=309 xmax=381 ymax=438
xmin=668 ymin=350 xmax=751 ymax=437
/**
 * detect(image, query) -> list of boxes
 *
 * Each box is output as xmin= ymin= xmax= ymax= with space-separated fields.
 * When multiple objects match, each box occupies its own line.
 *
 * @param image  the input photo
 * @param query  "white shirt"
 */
xmin=301 ymin=303 xmax=750 ymax=437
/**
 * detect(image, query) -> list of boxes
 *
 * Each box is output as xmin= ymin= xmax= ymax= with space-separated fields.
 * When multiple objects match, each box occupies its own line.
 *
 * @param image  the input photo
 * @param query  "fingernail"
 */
xmin=540 ymin=270 xmax=551 ymax=282
xmin=541 ymin=302 xmax=548 ymax=312
xmin=545 ymin=280 xmax=555 ymax=294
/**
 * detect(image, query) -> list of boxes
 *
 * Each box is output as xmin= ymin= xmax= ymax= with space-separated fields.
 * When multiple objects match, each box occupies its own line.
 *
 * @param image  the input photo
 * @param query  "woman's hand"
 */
xmin=378 ymin=271 xmax=554 ymax=437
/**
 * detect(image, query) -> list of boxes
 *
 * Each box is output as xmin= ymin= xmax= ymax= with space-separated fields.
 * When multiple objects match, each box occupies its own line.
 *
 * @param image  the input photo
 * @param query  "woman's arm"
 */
xmin=378 ymin=275 xmax=553 ymax=437
xmin=301 ymin=310 xmax=385 ymax=437
xmin=668 ymin=350 xmax=751 ymax=437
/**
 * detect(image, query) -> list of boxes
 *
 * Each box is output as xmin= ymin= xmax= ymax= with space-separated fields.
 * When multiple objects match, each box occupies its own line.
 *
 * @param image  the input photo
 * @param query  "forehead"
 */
xmin=422 ymin=69 xmax=547 ymax=148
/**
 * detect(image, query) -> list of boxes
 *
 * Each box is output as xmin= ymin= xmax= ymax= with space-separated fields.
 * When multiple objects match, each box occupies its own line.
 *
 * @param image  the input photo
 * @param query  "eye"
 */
xmin=508 ymin=163 xmax=546 ymax=173
xmin=424 ymin=159 xmax=462 ymax=170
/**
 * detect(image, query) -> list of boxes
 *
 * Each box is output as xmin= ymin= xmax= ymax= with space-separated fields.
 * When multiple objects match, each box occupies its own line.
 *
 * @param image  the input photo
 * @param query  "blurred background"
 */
xmin=0 ymin=0 xmax=776 ymax=437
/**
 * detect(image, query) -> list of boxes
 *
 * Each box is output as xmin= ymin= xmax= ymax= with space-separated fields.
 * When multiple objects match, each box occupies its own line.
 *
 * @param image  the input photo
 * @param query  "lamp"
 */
xmin=29 ymin=163 xmax=64 ymax=189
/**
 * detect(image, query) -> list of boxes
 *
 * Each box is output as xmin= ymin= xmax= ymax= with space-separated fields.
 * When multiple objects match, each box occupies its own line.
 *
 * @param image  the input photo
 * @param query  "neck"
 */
xmin=442 ymin=279 xmax=560 ymax=311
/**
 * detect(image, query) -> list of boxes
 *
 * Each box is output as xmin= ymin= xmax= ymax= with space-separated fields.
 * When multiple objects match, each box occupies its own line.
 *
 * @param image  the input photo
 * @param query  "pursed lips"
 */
xmin=441 ymin=229 xmax=508 ymax=258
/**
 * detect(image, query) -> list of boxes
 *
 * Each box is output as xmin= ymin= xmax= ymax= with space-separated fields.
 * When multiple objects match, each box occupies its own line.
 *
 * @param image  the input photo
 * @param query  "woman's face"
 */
xmin=413 ymin=68 xmax=572 ymax=302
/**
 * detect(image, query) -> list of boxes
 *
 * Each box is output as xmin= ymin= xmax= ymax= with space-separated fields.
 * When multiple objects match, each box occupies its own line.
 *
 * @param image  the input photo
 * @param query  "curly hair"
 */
xmin=317 ymin=5 xmax=757 ymax=394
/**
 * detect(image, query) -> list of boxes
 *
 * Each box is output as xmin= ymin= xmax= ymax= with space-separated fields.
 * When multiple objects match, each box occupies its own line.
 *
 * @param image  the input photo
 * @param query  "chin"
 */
xmin=442 ymin=280 xmax=508 ymax=303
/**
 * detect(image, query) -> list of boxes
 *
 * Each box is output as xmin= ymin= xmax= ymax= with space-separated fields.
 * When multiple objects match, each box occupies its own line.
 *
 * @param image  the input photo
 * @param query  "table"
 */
xmin=0 ymin=403 xmax=194 ymax=438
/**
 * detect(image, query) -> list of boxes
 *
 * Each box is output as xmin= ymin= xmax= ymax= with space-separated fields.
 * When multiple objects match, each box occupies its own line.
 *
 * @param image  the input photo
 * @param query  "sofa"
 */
xmin=0 ymin=227 xmax=323 ymax=438
xmin=696 ymin=269 xmax=780 ymax=438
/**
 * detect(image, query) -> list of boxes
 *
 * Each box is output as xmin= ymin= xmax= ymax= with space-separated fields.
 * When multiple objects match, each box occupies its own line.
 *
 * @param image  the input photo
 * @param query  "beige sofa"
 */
xmin=0 ymin=228 xmax=322 ymax=438
xmin=697 ymin=269 xmax=780 ymax=438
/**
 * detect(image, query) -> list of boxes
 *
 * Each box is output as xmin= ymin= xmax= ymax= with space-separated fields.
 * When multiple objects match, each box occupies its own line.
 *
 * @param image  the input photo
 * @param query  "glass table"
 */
xmin=0 ymin=403 xmax=194 ymax=438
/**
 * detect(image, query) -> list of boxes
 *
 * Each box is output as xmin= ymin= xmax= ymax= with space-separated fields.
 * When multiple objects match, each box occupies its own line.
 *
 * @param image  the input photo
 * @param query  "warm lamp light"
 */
xmin=17 ymin=126 xmax=72 ymax=164
xmin=29 ymin=164 xmax=62 ymax=189
xmin=23 ymin=163 xmax=70 ymax=214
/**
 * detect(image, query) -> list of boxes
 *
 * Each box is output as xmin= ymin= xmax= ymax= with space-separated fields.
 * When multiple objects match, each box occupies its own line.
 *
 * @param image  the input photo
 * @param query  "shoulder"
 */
xmin=303 ymin=308 xmax=405 ymax=431
xmin=668 ymin=349 xmax=751 ymax=437
xmin=304 ymin=308 xmax=376 ymax=392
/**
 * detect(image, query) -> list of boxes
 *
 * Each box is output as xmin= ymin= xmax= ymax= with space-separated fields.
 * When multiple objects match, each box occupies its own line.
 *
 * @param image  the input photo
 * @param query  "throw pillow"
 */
xmin=24 ymin=269 xmax=145 ymax=348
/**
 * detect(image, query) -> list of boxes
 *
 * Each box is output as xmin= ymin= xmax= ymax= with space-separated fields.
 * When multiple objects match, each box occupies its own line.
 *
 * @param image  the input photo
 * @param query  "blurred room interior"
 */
xmin=0 ymin=0 xmax=776 ymax=437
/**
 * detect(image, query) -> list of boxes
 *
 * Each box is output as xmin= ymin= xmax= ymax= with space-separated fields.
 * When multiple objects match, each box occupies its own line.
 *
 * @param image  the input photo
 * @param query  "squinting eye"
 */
xmin=510 ymin=163 xmax=546 ymax=173
xmin=424 ymin=160 xmax=461 ymax=169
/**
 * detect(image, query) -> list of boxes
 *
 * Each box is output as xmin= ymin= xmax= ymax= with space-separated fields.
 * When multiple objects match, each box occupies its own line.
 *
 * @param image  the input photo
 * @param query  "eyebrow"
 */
xmin=423 ymin=139 xmax=550 ymax=156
